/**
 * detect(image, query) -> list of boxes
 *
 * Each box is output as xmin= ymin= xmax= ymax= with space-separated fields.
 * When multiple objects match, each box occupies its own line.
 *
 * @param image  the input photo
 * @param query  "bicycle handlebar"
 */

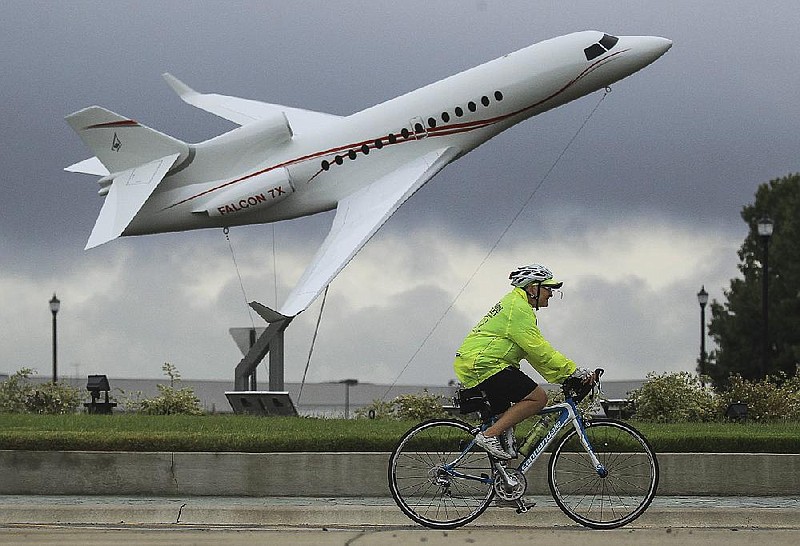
xmin=562 ymin=367 xmax=605 ymax=403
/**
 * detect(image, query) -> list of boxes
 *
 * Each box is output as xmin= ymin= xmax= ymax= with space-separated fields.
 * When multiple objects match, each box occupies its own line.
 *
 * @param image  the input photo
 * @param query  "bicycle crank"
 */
xmin=493 ymin=467 xmax=527 ymax=501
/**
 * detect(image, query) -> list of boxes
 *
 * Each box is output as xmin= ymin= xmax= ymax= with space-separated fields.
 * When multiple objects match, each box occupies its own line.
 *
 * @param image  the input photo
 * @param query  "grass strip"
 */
xmin=0 ymin=414 xmax=798 ymax=453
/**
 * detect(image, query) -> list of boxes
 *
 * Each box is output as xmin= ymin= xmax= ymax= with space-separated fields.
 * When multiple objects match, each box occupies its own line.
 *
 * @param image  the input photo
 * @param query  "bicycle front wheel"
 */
xmin=548 ymin=418 xmax=659 ymax=529
xmin=388 ymin=418 xmax=494 ymax=529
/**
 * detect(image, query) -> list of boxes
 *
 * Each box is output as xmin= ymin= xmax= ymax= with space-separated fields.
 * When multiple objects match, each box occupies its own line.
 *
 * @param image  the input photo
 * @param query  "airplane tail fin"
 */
xmin=65 ymin=106 xmax=190 ymax=173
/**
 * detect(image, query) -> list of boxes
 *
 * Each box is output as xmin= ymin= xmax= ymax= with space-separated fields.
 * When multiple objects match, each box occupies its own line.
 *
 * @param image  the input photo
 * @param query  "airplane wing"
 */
xmin=279 ymin=147 xmax=458 ymax=317
xmin=85 ymin=153 xmax=181 ymax=250
xmin=163 ymin=73 xmax=342 ymax=133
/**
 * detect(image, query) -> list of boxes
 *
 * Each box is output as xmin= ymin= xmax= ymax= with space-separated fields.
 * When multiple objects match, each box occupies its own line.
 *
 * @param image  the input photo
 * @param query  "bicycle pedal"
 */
xmin=515 ymin=500 xmax=536 ymax=514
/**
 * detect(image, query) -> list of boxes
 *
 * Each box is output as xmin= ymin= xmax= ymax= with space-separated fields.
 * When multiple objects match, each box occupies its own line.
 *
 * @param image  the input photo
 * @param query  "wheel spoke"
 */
xmin=389 ymin=419 xmax=494 ymax=529
xmin=549 ymin=420 xmax=658 ymax=529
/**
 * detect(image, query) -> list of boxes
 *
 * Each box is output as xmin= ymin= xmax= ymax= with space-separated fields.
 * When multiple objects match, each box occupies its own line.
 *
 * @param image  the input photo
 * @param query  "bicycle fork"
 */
xmin=573 ymin=416 xmax=608 ymax=478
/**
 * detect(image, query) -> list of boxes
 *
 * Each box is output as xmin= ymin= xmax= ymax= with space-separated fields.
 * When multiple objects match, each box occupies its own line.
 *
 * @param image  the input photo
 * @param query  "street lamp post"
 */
xmin=757 ymin=216 xmax=773 ymax=379
xmin=697 ymin=286 xmax=708 ymax=387
xmin=49 ymin=293 xmax=60 ymax=384
xmin=339 ymin=379 xmax=358 ymax=419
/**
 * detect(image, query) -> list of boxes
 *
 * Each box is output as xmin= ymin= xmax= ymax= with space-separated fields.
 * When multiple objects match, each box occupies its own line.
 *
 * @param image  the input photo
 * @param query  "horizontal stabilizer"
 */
xmin=65 ymin=106 xmax=189 ymax=174
xmin=85 ymin=153 xmax=180 ymax=249
xmin=163 ymin=73 xmax=342 ymax=133
xmin=65 ymin=156 xmax=110 ymax=176
xmin=279 ymin=147 xmax=458 ymax=317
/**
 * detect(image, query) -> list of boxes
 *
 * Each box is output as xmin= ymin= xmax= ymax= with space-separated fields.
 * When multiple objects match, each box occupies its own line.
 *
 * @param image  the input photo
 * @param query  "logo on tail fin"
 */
xmin=111 ymin=132 xmax=122 ymax=152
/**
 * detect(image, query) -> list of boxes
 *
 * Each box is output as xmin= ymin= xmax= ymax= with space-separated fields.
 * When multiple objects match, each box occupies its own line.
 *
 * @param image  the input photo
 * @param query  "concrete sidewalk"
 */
xmin=0 ymin=496 xmax=797 ymax=529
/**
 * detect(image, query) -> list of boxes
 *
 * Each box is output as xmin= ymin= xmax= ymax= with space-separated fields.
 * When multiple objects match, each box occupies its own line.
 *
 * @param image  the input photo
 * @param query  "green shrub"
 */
xmin=356 ymin=389 xmax=450 ymax=420
xmin=353 ymin=398 xmax=394 ymax=419
xmin=629 ymin=371 xmax=717 ymax=423
xmin=393 ymin=390 xmax=451 ymax=420
xmin=717 ymin=367 xmax=800 ymax=422
xmin=121 ymin=363 xmax=203 ymax=416
xmin=0 ymin=368 xmax=82 ymax=414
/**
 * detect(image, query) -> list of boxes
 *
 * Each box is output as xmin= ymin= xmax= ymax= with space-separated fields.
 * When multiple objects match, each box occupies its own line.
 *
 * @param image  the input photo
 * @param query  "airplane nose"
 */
xmin=652 ymin=36 xmax=673 ymax=55
xmin=612 ymin=35 xmax=672 ymax=69
xmin=640 ymin=36 xmax=672 ymax=62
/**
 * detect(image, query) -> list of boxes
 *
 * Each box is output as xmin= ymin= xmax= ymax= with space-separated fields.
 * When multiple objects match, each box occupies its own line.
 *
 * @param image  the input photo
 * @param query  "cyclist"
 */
xmin=453 ymin=263 xmax=595 ymax=459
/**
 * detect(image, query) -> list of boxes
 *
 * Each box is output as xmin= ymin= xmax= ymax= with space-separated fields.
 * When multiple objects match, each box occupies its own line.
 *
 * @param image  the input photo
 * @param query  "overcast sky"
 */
xmin=2 ymin=1 xmax=798 ymax=389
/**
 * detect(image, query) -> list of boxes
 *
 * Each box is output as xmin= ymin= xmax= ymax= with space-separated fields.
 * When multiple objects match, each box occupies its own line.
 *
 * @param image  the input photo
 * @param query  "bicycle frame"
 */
xmin=516 ymin=398 xmax=606 ymax=477
xmin=443 ymin=396 xmax=607 ymax=486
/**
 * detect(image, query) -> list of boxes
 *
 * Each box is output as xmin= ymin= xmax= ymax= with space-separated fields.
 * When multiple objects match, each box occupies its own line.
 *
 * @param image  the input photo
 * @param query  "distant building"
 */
xmin=16 ymin=375 xmax=643 ymax=416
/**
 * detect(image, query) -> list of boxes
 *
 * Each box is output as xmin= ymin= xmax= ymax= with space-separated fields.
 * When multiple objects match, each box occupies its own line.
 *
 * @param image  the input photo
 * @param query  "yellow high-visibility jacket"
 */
xmin=453 ymin=287 xmax=576 ymax=388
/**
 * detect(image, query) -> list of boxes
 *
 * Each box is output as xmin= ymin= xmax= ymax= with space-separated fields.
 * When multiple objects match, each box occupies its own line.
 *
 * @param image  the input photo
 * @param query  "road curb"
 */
xmin=1 ymin=451 xmax=798 ymax=496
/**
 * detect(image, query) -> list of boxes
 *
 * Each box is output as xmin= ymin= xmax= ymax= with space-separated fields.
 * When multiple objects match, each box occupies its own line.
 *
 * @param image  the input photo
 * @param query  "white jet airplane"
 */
xmin=65 ymin=31 xmax=671 ymax=318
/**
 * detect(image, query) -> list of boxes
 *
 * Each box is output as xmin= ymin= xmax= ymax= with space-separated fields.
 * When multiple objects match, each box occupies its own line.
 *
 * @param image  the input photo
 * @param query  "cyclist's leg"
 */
xmin=484 ymin=386 xmax=547 ymax=437
xmin=478 ymin=367 xmax=546 ymax=438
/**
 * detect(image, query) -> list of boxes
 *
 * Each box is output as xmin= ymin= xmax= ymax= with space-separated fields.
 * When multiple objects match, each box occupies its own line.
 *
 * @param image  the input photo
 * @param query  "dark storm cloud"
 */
xmin=1 ymin=1 xmax=797 ymax=383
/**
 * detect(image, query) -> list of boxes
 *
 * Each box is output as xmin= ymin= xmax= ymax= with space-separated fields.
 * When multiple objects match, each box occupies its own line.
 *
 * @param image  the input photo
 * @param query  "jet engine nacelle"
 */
xmin=197 ymin=167 xmax=295 ymax=218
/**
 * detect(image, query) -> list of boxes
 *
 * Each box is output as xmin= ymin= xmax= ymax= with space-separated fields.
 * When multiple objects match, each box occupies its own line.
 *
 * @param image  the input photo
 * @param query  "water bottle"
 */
xmin=518 ymin=416 xmax=551 ymax=456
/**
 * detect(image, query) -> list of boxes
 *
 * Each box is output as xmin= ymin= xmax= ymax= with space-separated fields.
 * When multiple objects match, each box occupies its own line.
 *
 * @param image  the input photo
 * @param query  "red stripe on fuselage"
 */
xmin=163 ymin=49 xmax=625 ymax=211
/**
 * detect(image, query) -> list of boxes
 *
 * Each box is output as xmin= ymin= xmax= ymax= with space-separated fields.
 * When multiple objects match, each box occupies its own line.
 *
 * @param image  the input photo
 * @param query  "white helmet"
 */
xmin=508 ymin=264 xmax=563 ymax=288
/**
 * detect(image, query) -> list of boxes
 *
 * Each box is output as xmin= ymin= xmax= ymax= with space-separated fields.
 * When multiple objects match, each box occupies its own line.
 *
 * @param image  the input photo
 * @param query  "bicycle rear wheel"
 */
xmin=388 ymin=418 xmax=494 ymax=529
xmin=548 ymin=418 xmax=658 ymax=529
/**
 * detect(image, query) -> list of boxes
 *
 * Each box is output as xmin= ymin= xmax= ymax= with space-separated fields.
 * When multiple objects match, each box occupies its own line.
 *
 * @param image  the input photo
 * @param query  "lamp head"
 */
xmin=757 ymin=216 xmax=774 ymax=238
xmin=49 ymin=293 xmax=60 ymax=315
xmin=697 ymin=286 xmax=709 ymax=307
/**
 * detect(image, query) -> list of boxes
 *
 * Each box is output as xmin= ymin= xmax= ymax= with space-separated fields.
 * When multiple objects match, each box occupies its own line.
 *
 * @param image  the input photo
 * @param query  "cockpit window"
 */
xmin=599 ymin=34 xmax=619 ymax=51
xmin=584 ymin=34 xmax=620 ymax=61
xmin=584 ymin=43 xmax=605 ymax=61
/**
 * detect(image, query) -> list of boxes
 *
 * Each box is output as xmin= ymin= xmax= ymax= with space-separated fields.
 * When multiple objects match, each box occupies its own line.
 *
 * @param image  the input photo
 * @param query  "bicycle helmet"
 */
xmin=508 ymin=264 xmax=563 ymax=289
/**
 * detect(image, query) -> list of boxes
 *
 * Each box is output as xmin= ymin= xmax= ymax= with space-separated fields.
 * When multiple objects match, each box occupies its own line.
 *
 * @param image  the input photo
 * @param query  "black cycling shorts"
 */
xmin=478 ymin=366 xmax=538 ymax=414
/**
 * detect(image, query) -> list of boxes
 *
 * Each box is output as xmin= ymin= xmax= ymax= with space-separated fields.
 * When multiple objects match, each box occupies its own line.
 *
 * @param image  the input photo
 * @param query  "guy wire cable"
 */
xmin=271 ymin=223 xmax=279 ymax=308
xmin=224 ymin=226 xmax=257 ymax=331
xmin=298 ymin=285 xmax=330 ymax=403
xmin=381 ymin=88 xmax=611 ymax=399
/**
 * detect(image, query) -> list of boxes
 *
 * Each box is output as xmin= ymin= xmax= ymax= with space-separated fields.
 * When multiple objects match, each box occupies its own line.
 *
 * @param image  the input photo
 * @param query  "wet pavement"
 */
xmin=1 ymin=496 xmax=798 ymax=545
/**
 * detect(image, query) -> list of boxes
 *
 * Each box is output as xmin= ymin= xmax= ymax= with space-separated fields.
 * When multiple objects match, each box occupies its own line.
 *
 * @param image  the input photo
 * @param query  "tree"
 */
xmin=707 ymin=173 xmax=800 ymax=386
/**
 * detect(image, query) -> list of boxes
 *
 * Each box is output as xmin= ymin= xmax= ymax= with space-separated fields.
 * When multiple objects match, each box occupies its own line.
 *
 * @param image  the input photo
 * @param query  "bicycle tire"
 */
xmin=548 ymin=418 xmax=659 ymax=529
xmin=388 ymin=418 xmax=495 ymax=529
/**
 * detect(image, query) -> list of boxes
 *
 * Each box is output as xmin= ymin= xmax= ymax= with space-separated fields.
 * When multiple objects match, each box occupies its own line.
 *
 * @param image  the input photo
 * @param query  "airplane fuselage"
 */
xmin=126 ymin=31 xmax=672 ymax=236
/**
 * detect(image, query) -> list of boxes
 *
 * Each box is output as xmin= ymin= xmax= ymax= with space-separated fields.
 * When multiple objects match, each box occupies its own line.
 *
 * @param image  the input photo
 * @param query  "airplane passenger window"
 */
xmin=455 ymin=106 xmax=464 ymax=117
xmin=481 ymin=96 xmax=490 ymax=107
xmin=442 ymin=112 xmax=450 ymax=123
xmin=494 ymin=91 xmax=503 ymax=101
xmin=427 ymin=117 xmax=437 ymax=128
xmin=468 ymin=101 xmax=477 ymax=112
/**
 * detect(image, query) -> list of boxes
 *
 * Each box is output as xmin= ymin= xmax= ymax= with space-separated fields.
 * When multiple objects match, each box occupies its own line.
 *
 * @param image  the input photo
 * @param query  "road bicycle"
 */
xmin=387 ymin=369 xmax=658 ymax=529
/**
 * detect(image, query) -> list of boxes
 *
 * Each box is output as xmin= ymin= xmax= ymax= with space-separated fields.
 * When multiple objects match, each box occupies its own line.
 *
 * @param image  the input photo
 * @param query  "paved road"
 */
xmin=1 ymin=496 xmax=798 ymax=545
xmin=2 ymin=525 xmax=800 ymax=546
